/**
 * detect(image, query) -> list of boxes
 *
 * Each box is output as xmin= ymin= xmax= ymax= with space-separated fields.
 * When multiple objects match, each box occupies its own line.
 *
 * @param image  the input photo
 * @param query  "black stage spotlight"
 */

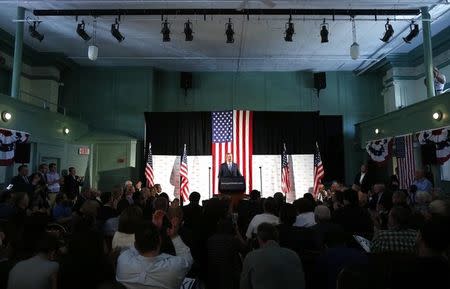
xmin=225 ymin=18 xmax=234 ymax=43
xmin=380 ymin=19 xmax=394 ymax=42
xmin=320 ymin=19 xmax=329 ymax=43
xmin=161 ymin=19 xmax=171 ymax=42
xmin=29 ymin=22 xmax=44 ymax=42
xmin=284 ymin=16 xmax=294 ymax=42
xmin=111 ymin=18 xmax=125 ymax=42
xmin=184 ymin=20 xmax=193 ymax=41
xmin=76 ymin=20 xmax=91 ymax=41
xmin=403 ymin=22 xmax=419 ymax=43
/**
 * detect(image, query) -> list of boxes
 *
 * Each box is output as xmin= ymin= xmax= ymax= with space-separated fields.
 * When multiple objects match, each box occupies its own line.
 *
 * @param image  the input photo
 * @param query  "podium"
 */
xmin=219 ymin=176 xmax=246 ymax=194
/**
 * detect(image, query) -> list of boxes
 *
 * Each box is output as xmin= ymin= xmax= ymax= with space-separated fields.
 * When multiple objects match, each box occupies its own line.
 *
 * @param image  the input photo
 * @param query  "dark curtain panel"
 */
xmin=317 ymin=116 xmax=345 ymax=183
xmin=145 ymin=112 xmax=212 ymax=155
xmin=253 ymin=111 xmax=320 ymax=154
xmin=145 ymin=111 xmax=345 ymax=182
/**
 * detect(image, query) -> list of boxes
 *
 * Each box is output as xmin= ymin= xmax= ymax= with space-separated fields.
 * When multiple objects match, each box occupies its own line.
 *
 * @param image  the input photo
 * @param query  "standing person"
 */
xmin=218 ymin=153 xmax=242 ymax=178
xmin=135 ymin=181 xmax=142 ymax=193
xmin=37 ymin=164 xmax=49 ymax=186
xmin=10 ymin=165 xmax=32 ymax=194
xmin=116 ymin=220 xmax=193 ymax=289
xmin=64 ymin=167 xmax=84 ymax=198
xmin=245 ymin=198 xmax=279 ymax=239
xmin=240 ymin=223 xmax=305 ymax=289
xmin=46 ymin=163 xmax=61 ymax=193
xmin=425 ymin=67 xmax=447 ymax=95
xmin=353 ymin=164 xmax=372 ymax=193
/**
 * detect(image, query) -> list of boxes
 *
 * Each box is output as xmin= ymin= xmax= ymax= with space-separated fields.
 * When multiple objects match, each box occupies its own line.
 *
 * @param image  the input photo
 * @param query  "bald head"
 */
xmin=314 ymin=205 xmax=331 ymax=223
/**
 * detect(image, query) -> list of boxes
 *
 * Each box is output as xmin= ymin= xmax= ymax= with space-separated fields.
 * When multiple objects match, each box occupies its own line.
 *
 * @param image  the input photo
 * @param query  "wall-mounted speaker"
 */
xmin=314 ymin=72 xmax=326 ymax=90
xmin=15 ymin=143 xmax=31 ymax=164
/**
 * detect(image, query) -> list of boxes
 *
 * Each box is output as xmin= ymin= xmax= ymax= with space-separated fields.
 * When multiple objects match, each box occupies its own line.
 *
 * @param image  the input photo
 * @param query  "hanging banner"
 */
xmin=0 ymin=128 xmax=30 ymax=166
xmin=417 ymin=127 xmax=450 ymax=164
xmin=366 ymin=138 xmax=393 ymax=163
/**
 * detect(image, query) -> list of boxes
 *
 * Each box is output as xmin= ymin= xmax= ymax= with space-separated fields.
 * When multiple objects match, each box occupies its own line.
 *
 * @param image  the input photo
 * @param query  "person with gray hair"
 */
xmin=311 ymin=205 xmax=344 ymax=249
xmin=429 ymin=199 xmax=450 ymax=218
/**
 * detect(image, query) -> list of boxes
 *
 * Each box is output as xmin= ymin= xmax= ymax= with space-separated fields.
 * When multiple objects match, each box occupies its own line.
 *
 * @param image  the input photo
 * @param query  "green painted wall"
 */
xmin=0 ymin=93 xmax=91 ymax=187
xmin=356 ymin=91 xmax=450 ymax=194
xmin=63 ymin=69 xmax=384 ymax=184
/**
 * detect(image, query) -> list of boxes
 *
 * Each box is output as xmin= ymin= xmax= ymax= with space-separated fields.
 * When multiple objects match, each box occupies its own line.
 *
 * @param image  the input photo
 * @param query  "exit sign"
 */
xmin=78 ymin=147 xmax=90 ymax=155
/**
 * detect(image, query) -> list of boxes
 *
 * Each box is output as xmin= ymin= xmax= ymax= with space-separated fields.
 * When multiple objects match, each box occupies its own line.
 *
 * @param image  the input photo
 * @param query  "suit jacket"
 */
xmin=354 ymin=172 xmax=372 ymax=192
xmin=64 ymin=175 xmax=82 ymax=196
xmin=10 ymin=175 xmax=33 ymax=194
xmin=218 ymin=162 xmax=242 ymax=178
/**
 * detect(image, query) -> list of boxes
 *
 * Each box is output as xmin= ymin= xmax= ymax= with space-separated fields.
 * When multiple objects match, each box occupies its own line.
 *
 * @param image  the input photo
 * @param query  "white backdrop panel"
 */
xmin=153 ymin=154 xmax=314 ymax=203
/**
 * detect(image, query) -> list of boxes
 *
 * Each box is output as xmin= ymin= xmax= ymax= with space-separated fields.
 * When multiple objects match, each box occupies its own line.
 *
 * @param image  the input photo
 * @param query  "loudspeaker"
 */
xmin=15 ymin=143 xmax=31 ymax=164
xmin=314 ymin=72 xmax=326 ymax=90
xmin=180 ymin=72 xmax=193 ymax=90
xmin=421 ymin=143 xmax=437 ymax=165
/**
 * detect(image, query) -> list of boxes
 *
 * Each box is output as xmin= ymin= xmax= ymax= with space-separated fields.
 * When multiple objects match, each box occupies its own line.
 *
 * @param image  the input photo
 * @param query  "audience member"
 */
xmin=112 ymin=206 xmax=143 ymax=250
xmin=332 ymin=189 xmax=373 ymax=235
xmin=371 ymin=206 xmax=417 ymax=254
xmin=10 ymin=165 xmax=32 ymax=194
xmin=63 ymin=167 xmax=84 ymax=198
xmin=7 ymin=234 xmax=59 ymax=289
xmin=46 ymin=163 xmax=60 ymax=194
xmin=98 ymin=191 xmax=116 ymax=222
xmin=207 ymin=217 xmax=246 ymax=289
xmin=390 ymin=218 xmax=450 ymax=289
xmin=353 ymin=164 xmax=372 ymax=193
xmin=116 ymin=220 xmax=193 ymax=289
xmin=52 ymin=193 xmax=72 ymax=223
xmin=293 ymin=198 xmax=316 ymax=228
xmin=245 ymin=197 xmax=279 ymax=239
xmin=240 ymin=223 xmax=305 ymax=289
xmin=311 ymin=205 xmax=344 ymax=249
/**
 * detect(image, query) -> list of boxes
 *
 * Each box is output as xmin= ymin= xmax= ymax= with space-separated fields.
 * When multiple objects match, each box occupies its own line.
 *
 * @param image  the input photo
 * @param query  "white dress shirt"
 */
xmin=293 ymin=212 xmax=316 ymax=228
xmin=112 ymin=232 xmax=135 ymax=250
xmin=46 ymin=172 xmax=60 ymax=193
xmin=116 ymin=236 xmax=193 ymax=289
xmin=359 ymin=172 xmax=366 ymax=185
xmin=245 ymin=213 xmax=280 ymax=238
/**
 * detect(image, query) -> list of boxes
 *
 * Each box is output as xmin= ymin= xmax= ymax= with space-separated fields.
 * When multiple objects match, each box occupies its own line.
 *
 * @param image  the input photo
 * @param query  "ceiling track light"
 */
xmin=76 ymin=20 xmax=91 ymax=41
xmin=403 ymin=21 xmax=419 ymax=43
xmin=161 ymin=19 xmax=171 ymax=42
xmin=1 ymin=111 xmax=12 ymax=122
xmin=29 ymin=22 xmax=44 ymax=42
xmin=88 ymin=19 xmax=98 ymax=61
xmin=225 ymin=18 xmax=234 ymax=43
xmin=284 ymin=15 xmax=294 ymax=42
xmin=111 ymin=18 xmax=125 ymax=42
xmin=380 ymin=18 xmax=394 ymax=43
xmin=320 ymin=18 xmax=329 ymax=43
xmin=184 ymin=20 xmax=193 ymax=41
xmin=350 ymin=17 xmax=360 ymax=60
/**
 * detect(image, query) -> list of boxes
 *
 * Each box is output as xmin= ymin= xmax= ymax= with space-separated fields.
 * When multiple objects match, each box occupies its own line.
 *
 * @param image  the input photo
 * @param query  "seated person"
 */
xmin=371 ymin=206 xmax=417 ymax=254
xmin=116 ymin=219 xmax=193 ymax=289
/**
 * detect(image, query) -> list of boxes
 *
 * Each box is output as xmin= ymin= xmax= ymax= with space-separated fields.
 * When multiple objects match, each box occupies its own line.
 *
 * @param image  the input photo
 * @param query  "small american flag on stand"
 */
xmin=145 ymin=142 xmax=154 ymax=187
xmin=395 ymin=135 xmax=415 ymax=189
xmin=180 ymin=144 xmax=190 ymax=202
xmin=281 ymin=143 xmax=291 ymax=194
xmin=313 ymin=142 xmax=324 ymax=198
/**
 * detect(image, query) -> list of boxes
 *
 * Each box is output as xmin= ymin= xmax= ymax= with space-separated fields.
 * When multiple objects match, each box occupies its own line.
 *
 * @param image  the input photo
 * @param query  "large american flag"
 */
xmin=395 ymin=135 xmax=415 ymax=189
xmin=212 ymin=111 xmax=253 ymax=194
xmin=313 ymin=142 xmax=324 ymax=197
xmin=145 ymin=142 xmax=154 ymax=187
xmin=281 ymin=143 xmax=291 ymax=194
xmin=180 ymin=144 xmax=189 ymax=202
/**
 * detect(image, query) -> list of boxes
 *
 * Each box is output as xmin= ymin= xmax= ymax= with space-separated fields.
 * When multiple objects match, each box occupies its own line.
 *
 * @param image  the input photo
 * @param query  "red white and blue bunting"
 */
xmin=0 ymin=128 xmax=30 ymax=166
xmin=366 ymin=138 xmax=393 ymax=163
xmin=417 ymin=127 xmax=450 ymax=164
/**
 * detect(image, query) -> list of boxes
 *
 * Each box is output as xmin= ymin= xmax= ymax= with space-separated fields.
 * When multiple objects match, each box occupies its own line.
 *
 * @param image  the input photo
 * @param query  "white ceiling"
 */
xmin=0 ymin=0 xmax=449 ymax=71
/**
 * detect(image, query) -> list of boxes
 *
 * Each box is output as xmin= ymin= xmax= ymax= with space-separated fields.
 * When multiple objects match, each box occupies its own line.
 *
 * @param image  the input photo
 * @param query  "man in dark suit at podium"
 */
xmin=218 ymin=153 xmax=242 ymax=178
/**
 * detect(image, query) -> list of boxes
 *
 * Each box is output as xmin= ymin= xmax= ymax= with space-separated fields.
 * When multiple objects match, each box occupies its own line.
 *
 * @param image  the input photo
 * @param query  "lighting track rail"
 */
xmin=33 ymin=8 xmax=421 ymax=17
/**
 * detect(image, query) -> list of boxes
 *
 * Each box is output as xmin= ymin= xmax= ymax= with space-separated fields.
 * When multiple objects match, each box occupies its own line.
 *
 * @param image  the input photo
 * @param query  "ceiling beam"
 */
xmin=33 ymin=8 xmax=421 ymax=17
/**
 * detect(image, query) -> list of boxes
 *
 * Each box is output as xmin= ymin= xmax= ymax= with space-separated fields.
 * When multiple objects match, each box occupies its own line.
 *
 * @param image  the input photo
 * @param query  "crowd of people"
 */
xmin=0 ymin=162 xmax=449 ymax=289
